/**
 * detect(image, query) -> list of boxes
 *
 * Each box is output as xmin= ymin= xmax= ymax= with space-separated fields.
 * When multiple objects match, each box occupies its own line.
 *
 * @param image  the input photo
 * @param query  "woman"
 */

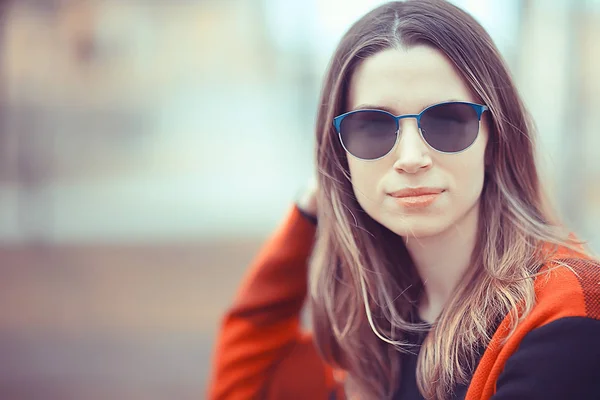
xmin=208 ymin=1 xmax=600 ymax=399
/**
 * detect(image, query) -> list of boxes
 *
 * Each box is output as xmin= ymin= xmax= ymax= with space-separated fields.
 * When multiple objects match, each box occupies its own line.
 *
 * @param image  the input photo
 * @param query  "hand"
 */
xmin=296 ymin=178 xmax=318 ymax=218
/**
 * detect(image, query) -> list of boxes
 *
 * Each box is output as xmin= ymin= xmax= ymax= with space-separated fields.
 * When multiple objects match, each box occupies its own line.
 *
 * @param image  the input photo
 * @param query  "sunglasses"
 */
xmin=333 ymin=101 xmax=488 ymax=160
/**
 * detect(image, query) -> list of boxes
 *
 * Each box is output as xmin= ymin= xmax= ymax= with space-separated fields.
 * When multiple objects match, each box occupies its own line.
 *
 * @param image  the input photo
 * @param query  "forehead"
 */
xmin=347 ymin=46 xmax=475 ymax=113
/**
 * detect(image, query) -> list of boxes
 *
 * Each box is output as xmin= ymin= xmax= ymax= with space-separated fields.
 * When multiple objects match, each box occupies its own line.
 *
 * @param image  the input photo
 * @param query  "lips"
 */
xmin=388 ymin=187 xmax=444 ymax=198
xmin=388 ymin=187 xmax=444 ymax=210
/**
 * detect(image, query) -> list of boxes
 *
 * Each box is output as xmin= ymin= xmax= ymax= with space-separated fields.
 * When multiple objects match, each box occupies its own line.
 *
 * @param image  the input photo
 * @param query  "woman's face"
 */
xmin=345 ymin=46 xmax=488 ymax=238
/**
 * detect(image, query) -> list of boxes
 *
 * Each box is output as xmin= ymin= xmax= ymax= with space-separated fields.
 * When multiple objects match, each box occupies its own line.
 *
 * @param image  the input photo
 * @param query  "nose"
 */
xmin=392 ymin=118 xmax=432 ymax=174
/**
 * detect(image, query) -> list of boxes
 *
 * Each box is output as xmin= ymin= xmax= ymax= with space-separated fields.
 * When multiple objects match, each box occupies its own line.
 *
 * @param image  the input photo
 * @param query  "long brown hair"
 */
xmin=308 ymin=1 xmax=580 ymax=399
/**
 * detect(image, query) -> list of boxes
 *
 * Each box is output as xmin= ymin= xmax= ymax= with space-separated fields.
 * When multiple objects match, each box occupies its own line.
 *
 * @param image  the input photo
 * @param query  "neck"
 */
xmin=404 ymin=202 xmax=480 ymax=323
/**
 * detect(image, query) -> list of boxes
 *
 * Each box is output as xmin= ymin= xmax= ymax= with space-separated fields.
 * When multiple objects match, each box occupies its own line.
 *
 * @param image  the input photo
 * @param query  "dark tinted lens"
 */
xmin=339 ymin=111 xmax=398 ymax=159
xmin=420 ymin=103 xmax=480 ymax=152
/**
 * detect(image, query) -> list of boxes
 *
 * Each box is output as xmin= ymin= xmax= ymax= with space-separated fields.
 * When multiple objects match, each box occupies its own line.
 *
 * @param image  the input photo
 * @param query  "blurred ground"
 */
xmin=0 ymin=240 xmax=261 ymax=399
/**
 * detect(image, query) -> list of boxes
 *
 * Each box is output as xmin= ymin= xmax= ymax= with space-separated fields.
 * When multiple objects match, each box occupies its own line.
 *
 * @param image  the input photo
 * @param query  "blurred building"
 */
xmin=0 ymin=0 xmax=598 ymax=245
xmin=516 ymin=0 xmax=600 ymax=244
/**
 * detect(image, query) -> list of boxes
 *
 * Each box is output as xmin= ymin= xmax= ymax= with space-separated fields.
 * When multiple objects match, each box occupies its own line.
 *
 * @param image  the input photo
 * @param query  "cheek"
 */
xmin=454 ymin=161 xmax=485 ymax=196
xmin=347 ymin=157 xmax=385 ymax=207
xmin=445 ymin=138 xmax=487 ymax=197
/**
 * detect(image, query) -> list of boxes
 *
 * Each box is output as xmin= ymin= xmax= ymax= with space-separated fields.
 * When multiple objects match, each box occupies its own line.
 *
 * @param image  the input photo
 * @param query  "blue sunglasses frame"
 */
xmin=332 ymin=101 xmax=488 ymax=159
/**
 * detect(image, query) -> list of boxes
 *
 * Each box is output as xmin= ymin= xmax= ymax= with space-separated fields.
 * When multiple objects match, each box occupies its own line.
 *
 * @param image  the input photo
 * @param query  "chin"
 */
xmin=383 ymin=215 xmax=452 ymax=239
xmin=394 ymin=225 xmax=447 ymax=239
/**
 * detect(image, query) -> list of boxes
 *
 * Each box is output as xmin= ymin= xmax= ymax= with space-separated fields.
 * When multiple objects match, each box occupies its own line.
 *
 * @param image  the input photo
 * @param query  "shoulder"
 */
xmin=493 ymin=249 xmax=600 ymax=352
xmin=533 ymin=251 xmax=600 ymax=322
xmin=481 ymin=251 xmax=600 ymax=399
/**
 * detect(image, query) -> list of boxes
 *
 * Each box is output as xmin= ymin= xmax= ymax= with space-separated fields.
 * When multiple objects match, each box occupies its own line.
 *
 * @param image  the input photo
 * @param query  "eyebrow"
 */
xmin=352 ymin=104 xmax=397 ymax=113
xmin=351 ymin=99 xmax=464 ymax=114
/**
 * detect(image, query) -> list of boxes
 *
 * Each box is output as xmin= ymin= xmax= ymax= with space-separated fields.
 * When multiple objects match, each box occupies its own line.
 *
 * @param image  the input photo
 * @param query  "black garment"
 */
xmin=393 ymin=323 xmax=477 ymax=400
xmin=394 ymin=326 xmax=429 ymax=400
xmin=394 ymin=310 xmax=505 ymax=400
xmin=490 ymin=317 xmax=600 ymax=399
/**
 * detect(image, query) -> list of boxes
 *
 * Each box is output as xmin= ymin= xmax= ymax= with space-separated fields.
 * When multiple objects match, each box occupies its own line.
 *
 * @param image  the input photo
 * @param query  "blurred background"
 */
xmin=0 ymin=0 xmax=598 ymax=398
